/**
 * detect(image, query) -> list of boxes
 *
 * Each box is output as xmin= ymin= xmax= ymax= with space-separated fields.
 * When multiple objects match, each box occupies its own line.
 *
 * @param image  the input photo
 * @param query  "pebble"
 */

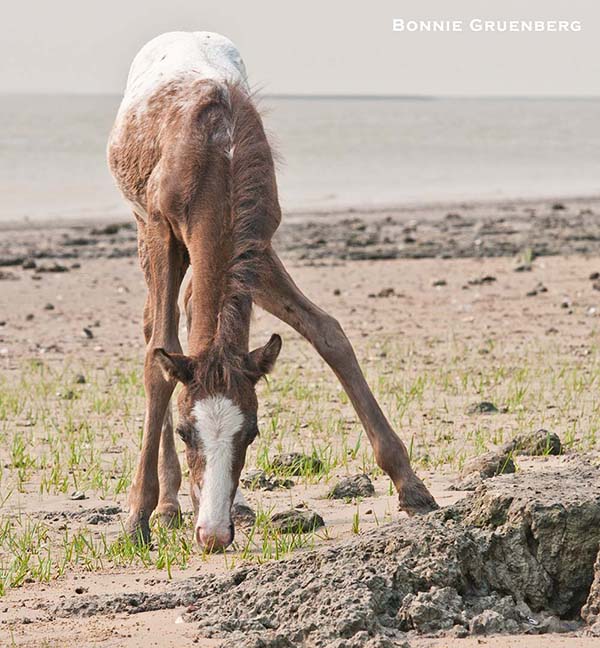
xmin=271 ymin=509 xmax=325 ymax=534
xmin=328 ymin=474 xmax=375 ymax=500
xmin=466 ymin=401 xmax=498 ymax=415
xmin=70 ymin=491 xmax=87 ymax=501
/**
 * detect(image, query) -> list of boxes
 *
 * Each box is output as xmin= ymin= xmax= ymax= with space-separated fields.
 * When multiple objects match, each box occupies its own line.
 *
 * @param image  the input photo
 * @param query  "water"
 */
xmin=1 ymin=94 xmax=599 ymax=224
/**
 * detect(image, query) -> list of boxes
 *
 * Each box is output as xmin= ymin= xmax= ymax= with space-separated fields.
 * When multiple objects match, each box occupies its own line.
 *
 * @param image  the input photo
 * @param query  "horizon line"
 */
xmin=0 ymin=91 xmax=599 ymax=101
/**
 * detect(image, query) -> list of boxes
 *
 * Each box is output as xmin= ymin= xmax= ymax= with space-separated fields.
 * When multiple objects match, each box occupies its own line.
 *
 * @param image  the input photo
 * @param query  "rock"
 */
xmin=328 ymin=474 xmax=375 ymax=500
xmin=270 ymin=452 xmax=323 ymax=476
xmin=270 ymin=509 xmax=324 ymax=534
xmin=552 ymin=203 xmax=566 ymax=211
xmin=466 ymin=401 xmax=498 ymax=415
xmin=455 ymin=450 xmax=515 ymax=490
xmin=368 ymin=287 xmax=396 ymax=298
xmin=35 ymin=262 xmax=69 ymax=273
xmin=504 ymin=429 xmax=561 ymax=456
xmin=75 ymin=374 xmax=86 ymax=384
xmin=70 ymin=491 xmax=86 ymax=501
xmin=399 ymin=586 xmax=464 ymax=632
xmin=82 ymin=327 xmax=94 ymax=339
xmin=514 ymin=263 xmax=532 ymax=272
xmin=231 ymin=504 xmax=256 ymax=528
xmin=432 ymin=279 xmax=447 ymax=287
xmin=91 ymin=223 xmax=121 ymax=235
xmin=21 ymin=258 xmax=36 ymax=270
xmin=468 ymin=275 xmax=496 ymax=286
xmin=526 ymin=282 xmax=548 ymax=297
xmin=469 ymin=610 xmax=512 ymax=635
xmin=44 ymin=303 xmax=55 ymax=311
xmin=590 ymin=271 xmax=600 ymax=281
xmin=50 ymin=461 xmax=600 ymax=645
xmin=240 ymin=469 xmax=293 ymax=491
xmin=582 ymin=547 xmax=600 ymax=626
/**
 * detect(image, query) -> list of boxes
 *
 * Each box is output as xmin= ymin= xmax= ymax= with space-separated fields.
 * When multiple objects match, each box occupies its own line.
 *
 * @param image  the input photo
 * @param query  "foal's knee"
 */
xmin=314 ymin=314 xmax=353 ymax=364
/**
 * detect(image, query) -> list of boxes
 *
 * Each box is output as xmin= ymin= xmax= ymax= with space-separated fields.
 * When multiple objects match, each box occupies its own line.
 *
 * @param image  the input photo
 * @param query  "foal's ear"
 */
xmin=154 ymin=349 xmax=194 ymax=384
xmin=248 ymin=334 xmax=282 ymax=380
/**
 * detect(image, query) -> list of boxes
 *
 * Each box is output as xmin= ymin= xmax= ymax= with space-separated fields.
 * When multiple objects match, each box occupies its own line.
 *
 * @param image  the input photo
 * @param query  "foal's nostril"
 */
xmin=195 ymin=525 xmax=234 ymax=551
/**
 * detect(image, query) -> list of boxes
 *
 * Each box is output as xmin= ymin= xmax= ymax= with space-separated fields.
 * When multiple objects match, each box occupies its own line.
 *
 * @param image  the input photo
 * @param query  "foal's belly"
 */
xmin=121 ymin=31 xmax=248 ymax=111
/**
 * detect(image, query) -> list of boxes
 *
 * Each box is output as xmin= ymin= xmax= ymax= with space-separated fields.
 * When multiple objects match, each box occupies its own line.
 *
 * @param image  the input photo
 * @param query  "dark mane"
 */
xmin=212 ymin=82 xmax=280 ymax=351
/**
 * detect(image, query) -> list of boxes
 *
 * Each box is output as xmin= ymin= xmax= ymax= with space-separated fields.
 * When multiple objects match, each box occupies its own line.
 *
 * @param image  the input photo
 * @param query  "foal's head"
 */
xmin=154 ymin=334 xmax=281 ymax=551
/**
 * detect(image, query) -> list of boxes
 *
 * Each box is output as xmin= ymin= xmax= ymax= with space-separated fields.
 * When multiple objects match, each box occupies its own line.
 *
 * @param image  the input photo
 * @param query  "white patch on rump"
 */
xmin=121 ymin=31 xmax=248 ymax=113
xmin=192 ymin=395 xmax=244 ymax=532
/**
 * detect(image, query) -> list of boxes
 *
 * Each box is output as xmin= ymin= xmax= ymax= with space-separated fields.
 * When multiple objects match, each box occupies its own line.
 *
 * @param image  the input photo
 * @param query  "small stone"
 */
xmin=82 ymin=327 xmax=94 ymax=339
xmin=328 ymin=474 xmax=375 ymax=500
xmin=271 ymin=509 xmax=324 ymax=534
xmin=504 ymin=429 xmax=561 ymax=456
xmin=514 ymin=263 xmax=532 ymax=272
xmin=432 ymin=279 xmax=447 ymax=287
xmin=70 ymin=491 xmax=87 ymax=501
xmin=590 ymin=272 xmax=600 ymax=281
xmin=91 ymin=223 xmax=121 ymax=235
xmin=468 ymin=275 xmax=496 ymax=286
xmin=240 ymin=469 xmax=293 ymax=491
xmin=466 ymin=401 xmax=498 ymax=415
xmin=552 ymin=203 xmax=566 ymax=211
xmin=35 ymin=263 xmax=69 ymax=274
xmin=21 ymin=259 xmax=36 ymax=270
xmin=44 ymin=303 xmax=55 ymax=311
xmin=333 ymin=288 xmax=341 ymax=296
xmin=25 ymin=313 xmax=34 ymax=321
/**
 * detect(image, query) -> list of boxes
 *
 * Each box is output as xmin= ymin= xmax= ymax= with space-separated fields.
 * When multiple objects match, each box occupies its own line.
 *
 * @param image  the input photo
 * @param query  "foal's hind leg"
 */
xmin=128 ymin=219 xmax=187 ymax=542
xmin=254 ymin=250 xmax=437 ymax=514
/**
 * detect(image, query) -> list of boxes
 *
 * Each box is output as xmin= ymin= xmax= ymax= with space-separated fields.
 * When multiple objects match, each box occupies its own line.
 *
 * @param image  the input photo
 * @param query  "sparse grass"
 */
xmin=2 ymin=327 xmax=600 ymax=594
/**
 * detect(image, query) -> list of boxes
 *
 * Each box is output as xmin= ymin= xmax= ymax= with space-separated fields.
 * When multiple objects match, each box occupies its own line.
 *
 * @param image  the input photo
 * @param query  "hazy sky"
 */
xmin=2 ymin=0 xmax=598 ymax=96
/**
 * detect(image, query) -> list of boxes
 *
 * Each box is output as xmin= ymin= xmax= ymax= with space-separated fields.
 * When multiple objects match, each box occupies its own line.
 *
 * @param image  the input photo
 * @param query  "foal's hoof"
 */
xmin=125 ymin=515 xmax=151 ymax=545
xmin=398 ymin=476 xmax=439 ymax=516
xmin=154 ymin=506 xmax=183 ymax=529
xmin=231 ymin=503 xmax=256 ymax=528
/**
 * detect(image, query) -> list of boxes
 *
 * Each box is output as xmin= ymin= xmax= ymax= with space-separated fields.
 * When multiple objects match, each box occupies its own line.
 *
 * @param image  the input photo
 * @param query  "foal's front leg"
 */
xmin=127 ymin=224 xmax=186 ymax=542
xmin=255 ymin=250 xmax=437 ymax=514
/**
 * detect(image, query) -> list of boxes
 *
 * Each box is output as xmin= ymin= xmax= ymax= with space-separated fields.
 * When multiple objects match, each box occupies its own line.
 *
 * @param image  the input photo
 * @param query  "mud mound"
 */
xmin=51 ymin=458 xmax=600 ymax=647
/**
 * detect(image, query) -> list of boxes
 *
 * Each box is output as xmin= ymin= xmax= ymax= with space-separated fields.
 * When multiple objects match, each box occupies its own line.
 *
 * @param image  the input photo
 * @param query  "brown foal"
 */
xmin=108 ymin=31 xmax=437 ymax=550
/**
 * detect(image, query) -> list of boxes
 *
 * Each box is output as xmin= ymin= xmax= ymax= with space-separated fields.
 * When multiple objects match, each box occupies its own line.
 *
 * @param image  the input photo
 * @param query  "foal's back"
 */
xmin=108 ymin=31 xmax=280 ymax=243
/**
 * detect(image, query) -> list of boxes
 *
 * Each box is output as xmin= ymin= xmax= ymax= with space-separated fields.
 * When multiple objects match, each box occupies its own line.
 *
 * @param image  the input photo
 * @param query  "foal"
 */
xmin=108 ymin=31 xmax=437 ymax=550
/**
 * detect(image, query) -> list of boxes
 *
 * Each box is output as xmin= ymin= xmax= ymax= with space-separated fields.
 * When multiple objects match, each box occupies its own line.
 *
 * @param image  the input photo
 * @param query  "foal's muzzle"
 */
xmin=195 ymin=522 xmax=235 ymax=551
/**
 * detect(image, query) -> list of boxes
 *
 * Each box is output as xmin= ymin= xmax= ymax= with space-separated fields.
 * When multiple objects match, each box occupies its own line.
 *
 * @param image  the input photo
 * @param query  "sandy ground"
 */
xmin=2 ymin=196 xmax=600 ymax=646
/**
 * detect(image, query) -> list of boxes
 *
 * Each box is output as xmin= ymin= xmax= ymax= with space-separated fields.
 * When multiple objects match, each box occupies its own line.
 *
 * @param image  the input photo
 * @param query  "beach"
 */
xmin=2 ymin=194 xmax=600 ymax=645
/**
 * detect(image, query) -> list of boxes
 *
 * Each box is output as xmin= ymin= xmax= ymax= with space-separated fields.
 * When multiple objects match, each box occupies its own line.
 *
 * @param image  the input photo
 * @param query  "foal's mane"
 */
xmin=191 ymin=81 xmax=279 ymax=378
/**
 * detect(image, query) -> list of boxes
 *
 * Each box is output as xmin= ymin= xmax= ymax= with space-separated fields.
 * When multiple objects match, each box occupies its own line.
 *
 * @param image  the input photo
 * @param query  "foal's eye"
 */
xmin=176 ymin=423 xmax=193 ymax=444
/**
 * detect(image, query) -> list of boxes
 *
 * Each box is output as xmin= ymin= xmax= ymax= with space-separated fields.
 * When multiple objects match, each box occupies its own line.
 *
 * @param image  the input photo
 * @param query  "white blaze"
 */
xmin=192 ymin=395 xmax=244 ymax=532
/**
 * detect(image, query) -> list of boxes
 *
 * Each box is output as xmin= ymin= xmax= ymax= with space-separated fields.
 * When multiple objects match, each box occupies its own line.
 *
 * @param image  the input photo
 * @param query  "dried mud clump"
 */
xmin=52 ymin=458 xmax=600 ymax=647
